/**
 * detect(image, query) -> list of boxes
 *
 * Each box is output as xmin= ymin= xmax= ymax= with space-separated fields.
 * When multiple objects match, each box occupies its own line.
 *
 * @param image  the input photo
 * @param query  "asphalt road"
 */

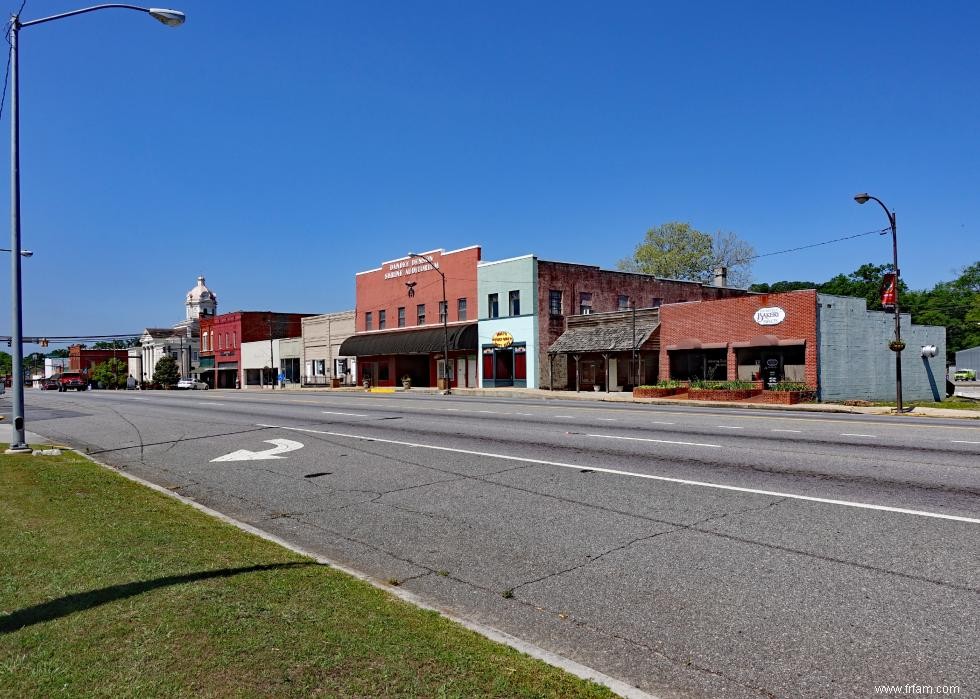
xmin=6 ymin=389 xmax=979 ymax=699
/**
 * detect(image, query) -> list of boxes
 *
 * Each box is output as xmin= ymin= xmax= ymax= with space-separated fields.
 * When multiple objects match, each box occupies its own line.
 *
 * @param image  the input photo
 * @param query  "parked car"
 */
xmin=41 ymin=378 xmax=60 ymax=390
xmin=953 ymin=369 xmax=977 ymax=381
xmin=0 ymin=381 xmax=5 ymax=395
xmin=177 ymin=377 xmax=208 ymax=390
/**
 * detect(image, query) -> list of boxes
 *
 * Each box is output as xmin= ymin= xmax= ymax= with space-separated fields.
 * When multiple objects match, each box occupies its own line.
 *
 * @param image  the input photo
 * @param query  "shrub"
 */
xmin=637 ymin=380 xmax=683 ymax=389
xmin=690 ymin=380 xmax=754 ymax=390
xmin=769 ymin=382 xmax=812 ymax=392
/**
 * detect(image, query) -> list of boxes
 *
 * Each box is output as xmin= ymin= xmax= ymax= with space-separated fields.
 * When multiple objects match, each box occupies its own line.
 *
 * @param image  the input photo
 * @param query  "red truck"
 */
xmin=57 ymin=371 xmax=88 ymax=391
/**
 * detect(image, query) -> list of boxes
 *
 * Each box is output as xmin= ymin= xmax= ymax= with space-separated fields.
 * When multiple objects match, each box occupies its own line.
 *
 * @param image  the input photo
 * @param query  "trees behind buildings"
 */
xmin=617 ymin=222 xmax=755 ymax=288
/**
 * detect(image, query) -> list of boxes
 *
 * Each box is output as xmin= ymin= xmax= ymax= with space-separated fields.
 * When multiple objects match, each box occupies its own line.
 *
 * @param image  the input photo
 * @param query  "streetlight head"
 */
xmin=148 ymin=8 xmax=185 ymax=26
xmin=854 ymin=193 xmax=871 ymax=205
xmin=20 ymin=250 xmax=33 ymax=258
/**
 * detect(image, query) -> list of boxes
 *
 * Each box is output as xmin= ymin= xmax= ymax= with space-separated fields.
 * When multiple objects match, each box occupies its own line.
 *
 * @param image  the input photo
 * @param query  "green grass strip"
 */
xmin=0 ymin=448 xmax=615 ymax=698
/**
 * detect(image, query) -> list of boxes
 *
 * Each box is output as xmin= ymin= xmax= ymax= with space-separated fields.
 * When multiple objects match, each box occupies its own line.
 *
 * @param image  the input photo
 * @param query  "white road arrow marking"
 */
xmin=210 ymin=439 xmax=304 ymax=462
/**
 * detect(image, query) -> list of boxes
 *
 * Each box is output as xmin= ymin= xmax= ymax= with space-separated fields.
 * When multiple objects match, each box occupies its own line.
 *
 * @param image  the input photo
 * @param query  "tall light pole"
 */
xmin=5 ymin=5 xmax=184 ymax=453
xmin=854 ymin=193 xmax=904 ymax=413
xmin=407 ymin=252 xmax=451 ymax=395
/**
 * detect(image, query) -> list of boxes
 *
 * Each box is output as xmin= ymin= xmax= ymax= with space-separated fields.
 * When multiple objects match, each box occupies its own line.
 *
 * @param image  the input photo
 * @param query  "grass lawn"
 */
xmin=0 ymin=447 xmax=616 ymax=698
xmin=868 ymin=399 xmax=980 ymax=411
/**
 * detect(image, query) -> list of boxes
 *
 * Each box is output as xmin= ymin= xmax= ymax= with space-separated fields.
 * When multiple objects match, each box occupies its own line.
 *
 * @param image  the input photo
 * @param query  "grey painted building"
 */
xmin=817 ymin=294 xmax=946 ymax=402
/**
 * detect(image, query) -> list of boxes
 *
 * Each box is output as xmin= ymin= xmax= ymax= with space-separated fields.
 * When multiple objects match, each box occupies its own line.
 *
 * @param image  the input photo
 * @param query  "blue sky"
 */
xmin=2 ymin=0 xmax=978 ymax=342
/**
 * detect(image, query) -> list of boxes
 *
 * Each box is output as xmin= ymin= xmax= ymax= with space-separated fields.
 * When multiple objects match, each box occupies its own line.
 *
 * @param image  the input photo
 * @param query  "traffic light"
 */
xmin=39 ymin=338 xmax=49 ymax=347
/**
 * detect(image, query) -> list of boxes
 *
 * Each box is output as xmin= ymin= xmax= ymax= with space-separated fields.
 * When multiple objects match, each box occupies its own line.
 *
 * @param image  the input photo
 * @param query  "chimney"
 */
xmin=713 ymin=266 xmax=728 ymax=287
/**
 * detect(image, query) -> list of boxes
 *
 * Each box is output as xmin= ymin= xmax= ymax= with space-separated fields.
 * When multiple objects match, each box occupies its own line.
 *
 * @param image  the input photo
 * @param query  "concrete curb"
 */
xmin=66 ymin=447 xmax=659 ymax=699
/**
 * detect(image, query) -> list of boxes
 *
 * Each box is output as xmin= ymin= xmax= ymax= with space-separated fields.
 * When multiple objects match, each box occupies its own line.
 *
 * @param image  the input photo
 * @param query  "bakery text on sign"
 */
xmin=753 ymin=307 xmax=786 ymax=326
xmin=384 ymin=259 xmax=440 ymax=280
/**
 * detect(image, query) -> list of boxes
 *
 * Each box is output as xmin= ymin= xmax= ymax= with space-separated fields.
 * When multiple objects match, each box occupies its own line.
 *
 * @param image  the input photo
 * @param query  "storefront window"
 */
xmin=669 ymin=349 xmax=727 ymax=381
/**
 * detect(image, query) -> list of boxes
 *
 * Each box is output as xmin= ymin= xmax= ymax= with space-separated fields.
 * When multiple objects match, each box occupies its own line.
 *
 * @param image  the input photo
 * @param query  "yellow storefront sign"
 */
xmin=492 ymin=331 xmax=514 ymax=348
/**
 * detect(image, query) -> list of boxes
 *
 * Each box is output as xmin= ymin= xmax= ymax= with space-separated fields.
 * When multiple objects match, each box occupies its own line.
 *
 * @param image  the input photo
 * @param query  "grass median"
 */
xmin=0 ymin=447 xmax=616 ymax=698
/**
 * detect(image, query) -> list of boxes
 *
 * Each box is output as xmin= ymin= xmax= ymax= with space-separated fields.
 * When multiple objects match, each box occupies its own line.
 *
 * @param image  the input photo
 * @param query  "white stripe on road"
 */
xmin=716 ymin=426 xmax=743 ymax=430
xmin=254 ymin=424 xmax=980 ymax=525
xmin=951 ymin=440 xmax=980 ymax=445
xmin=554 ymin=415 xmax=575 ymax=419
xmin=322 ymin=411 xmax=369 ymax=417
xmin=650 ymin=421 xmax=675 ymax=425
xmin=841 ymin=433 xmax=877 ymax=438
xmin=773 ymin=429 xmax=802 ymax=433
xmin=598 ymin=418 xmax=617 ymax=422
xmin=200 ymin=402 xmax=225 ymax=406
xmin=582 ymin=433 xmax=721 ymax=448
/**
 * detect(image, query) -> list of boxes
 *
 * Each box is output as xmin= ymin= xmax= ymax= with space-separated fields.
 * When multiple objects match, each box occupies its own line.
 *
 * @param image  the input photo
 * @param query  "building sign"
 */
xmin=384 ymin=257 xmax=440 ymax=280
xmin=753 ymin=307 xmax=786 ymax=326
xmin=492 ymin=331 xmax=514 ymax=348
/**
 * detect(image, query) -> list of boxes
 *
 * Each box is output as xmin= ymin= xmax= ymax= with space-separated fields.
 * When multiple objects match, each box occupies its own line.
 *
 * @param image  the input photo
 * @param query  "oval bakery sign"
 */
xmin=492 ymin=331 xmax=514 ymax=348
xmin=753 ymin=307 xmax=785 ymax=326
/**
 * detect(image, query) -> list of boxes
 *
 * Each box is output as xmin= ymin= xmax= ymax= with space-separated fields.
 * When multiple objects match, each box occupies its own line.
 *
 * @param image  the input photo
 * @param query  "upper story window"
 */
xmin=549 ymin=290 xmax=562 ymax=316
xmin=232 ymin=331 xmax=236 ymax=347
xmin=579 ymin=292 xmax=592 ymax=315
xmin=509 ymin=290 xmax=520 ymax=316
xmin=650 ymin=297 xmax=663 ymax=308
xmin=378 ymin=310 xmax=386 ymax=330
xmin=457 ymin=298 xmax=467 ymax=321
xmin=439 ymin=300 xmax=448 ymax=324
xmin=218 ymin=333 xmax=223 ymax=350
xmin=417 ymin=304 xmax=426 ymax=325
xmin=488 ymin=293 xmax=499 ymax=319
xmin=365 ymin=311 xmax=373 ymax=331
xmin=618 ymin=295 xmax=630 ymax=311
xmin=398 ymin=307 xmax=406 ymax=327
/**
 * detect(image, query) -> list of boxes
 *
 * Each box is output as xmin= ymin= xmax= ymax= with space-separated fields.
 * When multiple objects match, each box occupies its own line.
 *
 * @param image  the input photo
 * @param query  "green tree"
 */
xmin=91 ymin=357 xmax=129 ymax=389
xmin=47 ymin=348 xmax=69 ymax=358
xmin=93 ymin=338 xmax=139 ymax=349
xmin=0 ymin=350 xmax=11 ymax=375
xmin=152 ymin=355 xmax=179 ymax=388
xmin=749 ymin=280 xmax=819 ymax=293
xmin=618 ymin=222 xmax=755 ymax=287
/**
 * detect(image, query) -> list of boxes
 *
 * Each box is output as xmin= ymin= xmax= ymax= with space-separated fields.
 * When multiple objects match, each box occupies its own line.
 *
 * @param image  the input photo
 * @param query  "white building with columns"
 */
xmin=129 ymin=276 xmax=218 ymax=383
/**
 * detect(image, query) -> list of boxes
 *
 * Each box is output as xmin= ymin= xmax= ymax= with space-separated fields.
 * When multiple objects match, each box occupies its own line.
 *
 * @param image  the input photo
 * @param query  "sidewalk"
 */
xmin=298 ymin=385 xmax=980 ymax=419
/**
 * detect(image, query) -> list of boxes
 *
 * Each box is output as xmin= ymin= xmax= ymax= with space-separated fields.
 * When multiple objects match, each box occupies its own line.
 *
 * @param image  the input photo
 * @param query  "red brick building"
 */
xmin=658 ymin=290 xmax=819 ymax=387
xmin=340 ymin=246 xmax=481 ymax=388
xmin=199 ymin=311 xmax=309 ymax=389
xmin=69 ymin=345 xmax=129 ymax=374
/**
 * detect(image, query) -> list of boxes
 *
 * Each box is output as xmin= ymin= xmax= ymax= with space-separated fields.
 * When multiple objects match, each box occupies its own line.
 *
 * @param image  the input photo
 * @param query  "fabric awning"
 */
xmin=548 ymin=321 xmax=660 ymax=354
xmin=731 ymin=335 xmax=806 ymax=348
xmin=339 ymin=324 xmax=478 ymax=357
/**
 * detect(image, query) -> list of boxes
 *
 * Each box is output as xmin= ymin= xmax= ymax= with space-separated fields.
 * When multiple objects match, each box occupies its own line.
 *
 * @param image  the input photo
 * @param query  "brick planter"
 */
xmin=687 ymin=388 xmax=762 ymax=401
xmin=633 ymin=387 xmax=678 ymax=398
xmin=753 ymin=390 xmax=816 ymax=405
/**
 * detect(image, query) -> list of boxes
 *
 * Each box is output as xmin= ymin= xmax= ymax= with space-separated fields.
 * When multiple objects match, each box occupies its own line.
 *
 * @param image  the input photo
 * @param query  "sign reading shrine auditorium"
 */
xmin=492 ymin=331 xmax=514 ymax=348
xmin=753 ymin=307 xmax=786 ymax=326
xmin=384 ymin=257 xmax=440 ymax=280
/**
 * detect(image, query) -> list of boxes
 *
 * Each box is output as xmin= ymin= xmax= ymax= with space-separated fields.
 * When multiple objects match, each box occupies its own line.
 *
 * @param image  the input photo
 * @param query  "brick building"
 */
xmin=199 ymin=311 xmax=311 ymax=389
xmin=656 ymin=290 xmax=946 ymax=401
xmin=478 ymin=256 xmax=745 ymax=389
xmin=339 ymin=246 xmax=481 ymax=388
xmin=69 ymin=345 xmax=129 ymax=374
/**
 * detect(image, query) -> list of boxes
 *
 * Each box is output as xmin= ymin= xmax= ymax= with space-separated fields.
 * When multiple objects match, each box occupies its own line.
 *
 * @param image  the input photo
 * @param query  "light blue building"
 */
xmin=477 ymin=255 xmax=538 ymax=387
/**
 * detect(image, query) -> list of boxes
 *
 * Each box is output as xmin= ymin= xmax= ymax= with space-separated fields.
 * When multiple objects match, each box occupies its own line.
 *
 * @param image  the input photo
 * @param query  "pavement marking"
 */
xmin=650 ymin=421 xmax=675 ymax=425
xmin=773 ymin=429 xmax=802 ymax=433
xmin=200 ymin=402 xmax=225 ymax=407
xmin=840 ymin=433 xmax=878 ymax=438
xmin=581 ymin=433 xmax=721 ymax=448
xmin=597 ymin=418 xmax=617 ymax=421
xmin=716 ymin=425 xmax=743 ymax=429
xmin=322 ymin=411 xmax=369 ymax=417
xmin=553 ymin=415 xmax=575 ymax=418
xmin=951 ymin=440 xmax=980 ymax=444
xmin=256 ymin=424 xmax=980 ymax=525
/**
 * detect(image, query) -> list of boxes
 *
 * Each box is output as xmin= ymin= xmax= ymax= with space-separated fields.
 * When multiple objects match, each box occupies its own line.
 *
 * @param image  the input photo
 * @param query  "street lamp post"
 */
xmin=854 ymin=193 xmax=904 ymax=413
xmin=407 ymin=253 xmax=451 ymax=395
xmin=5 ymin=5 xmax=184 ymax=453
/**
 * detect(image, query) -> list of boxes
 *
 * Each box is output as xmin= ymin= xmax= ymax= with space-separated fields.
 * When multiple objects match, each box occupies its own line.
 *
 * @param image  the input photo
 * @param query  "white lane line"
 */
xmin=583 ymin=433 xmax=721 ymax=448
xmin=716 ymin=426 xmax=743 ymax=430
xmin=773 ymin=429 xmax=802 ymax=433
xmin=841 ymin=433 xmax=877 ymax=438
xmin=598 ymin=418 xmax=617 ymax=422
xmin=650 ymin=421 xmax=675 ymax=425
xmin=951 ymin=440 xmax=980 ymax=445
xmin=322 ymin=411 xmax=369 ymax=417
xmin=554 ymin=415 xmax=575 ymax=419
xmin=514 ymin=413 xmax=534 ymax=416
xmin=200 ymin=402 xmax=225 ymax=407
xmin=255 ymin=424 xmax=980 ymax=525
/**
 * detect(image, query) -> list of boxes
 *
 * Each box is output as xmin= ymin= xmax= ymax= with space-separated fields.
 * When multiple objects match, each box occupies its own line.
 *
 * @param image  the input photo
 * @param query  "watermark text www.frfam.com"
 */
xmin=874 ymin=685 xmax=961 ymax=695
